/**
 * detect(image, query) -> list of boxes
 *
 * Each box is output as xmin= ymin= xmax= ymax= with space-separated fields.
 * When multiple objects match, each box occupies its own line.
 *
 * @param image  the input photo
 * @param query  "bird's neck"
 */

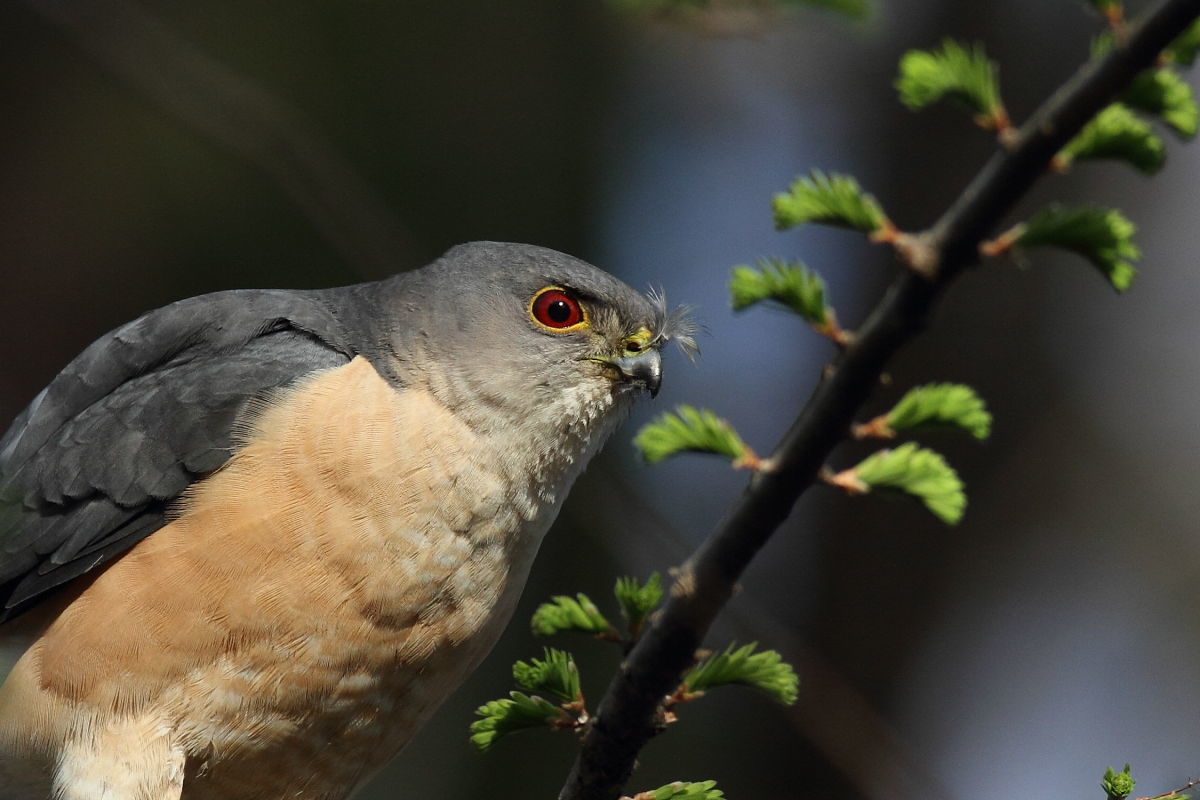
xmin=395 ymin=352 xmax=634 ymax=522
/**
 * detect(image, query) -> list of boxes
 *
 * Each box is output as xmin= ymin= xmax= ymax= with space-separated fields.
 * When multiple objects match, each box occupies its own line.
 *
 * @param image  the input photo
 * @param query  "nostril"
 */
xmin=623 ymin=339 xmax=643 ymax=353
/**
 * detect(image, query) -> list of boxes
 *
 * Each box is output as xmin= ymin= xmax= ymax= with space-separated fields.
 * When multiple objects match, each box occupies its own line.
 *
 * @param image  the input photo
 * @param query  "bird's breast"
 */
xmin=5 ymin=355 xmax=607 ymax=797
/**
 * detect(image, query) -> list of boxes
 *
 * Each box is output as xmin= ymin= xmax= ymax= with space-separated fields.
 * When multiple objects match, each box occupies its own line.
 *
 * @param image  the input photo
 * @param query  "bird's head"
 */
xmin=379 ymin=241 xmax=696 ymax=436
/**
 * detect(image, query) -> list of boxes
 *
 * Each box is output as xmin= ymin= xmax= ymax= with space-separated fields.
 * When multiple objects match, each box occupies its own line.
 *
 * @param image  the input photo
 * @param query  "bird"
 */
xmin=0 ymin=241 xmax=694 ymax=800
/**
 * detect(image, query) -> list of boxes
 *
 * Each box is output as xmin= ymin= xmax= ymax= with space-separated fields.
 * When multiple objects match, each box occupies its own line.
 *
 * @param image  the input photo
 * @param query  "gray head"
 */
xmin=363 ymin=241 xmax=695 ymax=439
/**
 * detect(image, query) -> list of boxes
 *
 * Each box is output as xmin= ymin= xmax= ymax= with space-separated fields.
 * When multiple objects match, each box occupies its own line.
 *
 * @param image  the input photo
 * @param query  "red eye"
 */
xmin=530 ymin=288 xmax=585 ymax=329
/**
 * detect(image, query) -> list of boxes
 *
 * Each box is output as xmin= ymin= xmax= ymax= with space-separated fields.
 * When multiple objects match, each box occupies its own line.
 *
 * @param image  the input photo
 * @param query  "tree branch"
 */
xmin=558 ymin=1 xmax=1200 ymax=797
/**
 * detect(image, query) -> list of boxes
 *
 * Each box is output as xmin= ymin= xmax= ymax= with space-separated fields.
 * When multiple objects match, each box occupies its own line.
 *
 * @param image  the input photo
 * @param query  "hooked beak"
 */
xmin=611 ymin=348 xmax=662 ymax=398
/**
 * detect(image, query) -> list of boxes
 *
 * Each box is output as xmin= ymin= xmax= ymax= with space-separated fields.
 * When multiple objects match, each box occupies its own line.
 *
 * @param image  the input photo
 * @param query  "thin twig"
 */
xmin=558 ymin=1 xmax=1200 ymax=798
xmin=1138 ymin=777 xmax=1200 ymax=800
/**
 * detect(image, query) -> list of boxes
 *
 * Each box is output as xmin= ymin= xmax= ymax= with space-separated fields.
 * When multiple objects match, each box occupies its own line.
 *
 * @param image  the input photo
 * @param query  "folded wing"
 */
xmin=0 ymin=289 xmax=357 ymax=618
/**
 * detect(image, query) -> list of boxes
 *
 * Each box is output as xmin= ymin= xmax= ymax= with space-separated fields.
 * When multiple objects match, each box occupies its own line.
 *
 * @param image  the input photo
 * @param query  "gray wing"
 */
xmin=0 ymin=288 xmax=358 ymax=618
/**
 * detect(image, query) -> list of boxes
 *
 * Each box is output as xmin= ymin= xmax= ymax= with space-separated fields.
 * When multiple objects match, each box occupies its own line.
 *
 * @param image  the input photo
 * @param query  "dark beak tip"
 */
xmin=613 ymin=350 xmax=663 ymax=399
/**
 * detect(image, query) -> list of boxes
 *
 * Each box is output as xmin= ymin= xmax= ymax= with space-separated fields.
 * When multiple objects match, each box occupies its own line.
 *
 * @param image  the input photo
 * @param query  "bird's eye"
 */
xmin=529 ymin=287 xmax=586 ymax=331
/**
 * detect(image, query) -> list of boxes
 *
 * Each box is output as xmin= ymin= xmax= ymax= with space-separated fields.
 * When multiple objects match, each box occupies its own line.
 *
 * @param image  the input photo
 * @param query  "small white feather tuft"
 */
xmin=645 ymin=286 xmax=701 ymax=361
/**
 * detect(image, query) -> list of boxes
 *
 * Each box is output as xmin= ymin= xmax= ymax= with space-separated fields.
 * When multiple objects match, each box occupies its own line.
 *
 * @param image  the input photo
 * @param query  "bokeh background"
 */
xmin=2 ymin=1 xmax=1199 ymax=798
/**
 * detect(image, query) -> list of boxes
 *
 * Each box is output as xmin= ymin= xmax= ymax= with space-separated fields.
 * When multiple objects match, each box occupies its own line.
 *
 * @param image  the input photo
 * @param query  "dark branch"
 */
xmin=558 ymin=1 xmax=1200 ymax=798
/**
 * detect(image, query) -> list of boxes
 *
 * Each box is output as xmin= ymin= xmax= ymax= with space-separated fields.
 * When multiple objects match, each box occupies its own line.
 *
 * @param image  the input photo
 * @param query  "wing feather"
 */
xmin=0 ymin=287 xmax=360 ymax=618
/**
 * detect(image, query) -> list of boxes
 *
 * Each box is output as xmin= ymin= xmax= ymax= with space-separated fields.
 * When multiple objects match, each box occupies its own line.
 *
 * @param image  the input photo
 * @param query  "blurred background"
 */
xmin=2 ymin=1 xmax=1199 ymax=798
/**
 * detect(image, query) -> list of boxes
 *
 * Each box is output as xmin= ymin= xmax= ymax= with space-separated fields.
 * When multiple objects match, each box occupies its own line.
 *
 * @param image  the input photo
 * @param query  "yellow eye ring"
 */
xmin=529 ymin=287 xmax=589 ymax=333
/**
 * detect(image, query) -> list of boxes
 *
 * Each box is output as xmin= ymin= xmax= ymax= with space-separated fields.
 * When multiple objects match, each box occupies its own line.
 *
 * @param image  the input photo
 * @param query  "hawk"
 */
xmin=0 ymin=242 xmax=692 ymax=799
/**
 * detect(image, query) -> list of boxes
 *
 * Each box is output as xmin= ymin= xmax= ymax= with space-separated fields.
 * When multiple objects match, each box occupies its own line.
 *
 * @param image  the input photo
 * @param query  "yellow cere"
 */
xmin=621 ymin=327 xmax=654 ymax=356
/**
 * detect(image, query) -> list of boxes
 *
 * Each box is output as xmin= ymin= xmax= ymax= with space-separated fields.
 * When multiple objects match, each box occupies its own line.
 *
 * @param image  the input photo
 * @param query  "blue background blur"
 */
xmin=2 ymin=1 xmax=1200 ymax=798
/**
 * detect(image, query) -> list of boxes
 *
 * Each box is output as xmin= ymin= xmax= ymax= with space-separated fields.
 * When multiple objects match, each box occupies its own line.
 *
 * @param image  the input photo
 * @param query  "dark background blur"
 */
xmin=3 ymin=1 xmax=1200 ymax=798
